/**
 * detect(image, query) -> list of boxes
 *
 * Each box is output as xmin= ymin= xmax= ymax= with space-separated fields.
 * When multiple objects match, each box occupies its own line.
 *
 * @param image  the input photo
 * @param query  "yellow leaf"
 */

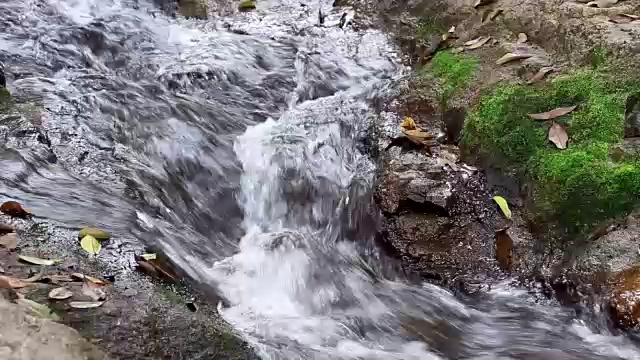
xmin=141 ymin=253 xmax=157 ymax=260
xmin=80 ymin=235 xmax=101 ymax=255
xmin=400 ymin=116 xmax=417 ymax=130
xmin=492 ymin=196 xmax=512 ymax=219
xmin=18 ymin=255 xmax=57 ymax=266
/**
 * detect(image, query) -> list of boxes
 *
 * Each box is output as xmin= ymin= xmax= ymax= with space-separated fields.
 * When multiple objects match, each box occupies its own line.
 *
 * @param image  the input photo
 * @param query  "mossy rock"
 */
xmin=178 ymin=0 xmax=207 ymax=19
xmin=464 ymin=64 xmax=640 ymax=235
xmin=0 ymin=88 xmax=13 ymax=113
xmin=238 ymin=0 xmax=256 ymax=11
xmin=420 ymin=51 xmax=478 ymax=111
xmin=78 ymin=227 xmax=110 ymax=241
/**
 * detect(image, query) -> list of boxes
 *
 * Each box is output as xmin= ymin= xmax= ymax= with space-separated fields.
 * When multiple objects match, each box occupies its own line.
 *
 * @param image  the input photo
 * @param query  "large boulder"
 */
xmin=0 ymin=296 xmax=108 ymax=360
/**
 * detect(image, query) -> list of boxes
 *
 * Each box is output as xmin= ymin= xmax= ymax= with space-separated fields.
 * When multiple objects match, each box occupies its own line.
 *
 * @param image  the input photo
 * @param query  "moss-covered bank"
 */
xmin=464 ymin=60 xmax=640 ymax=236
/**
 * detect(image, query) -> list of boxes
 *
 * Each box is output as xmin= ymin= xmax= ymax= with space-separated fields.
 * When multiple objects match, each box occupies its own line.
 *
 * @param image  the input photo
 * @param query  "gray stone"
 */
xmin=0 ymin=297 xmax=109 ymax=360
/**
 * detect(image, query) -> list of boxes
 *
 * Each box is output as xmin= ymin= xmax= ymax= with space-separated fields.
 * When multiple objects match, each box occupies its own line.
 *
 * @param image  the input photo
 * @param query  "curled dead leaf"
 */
xmin=403 ymin=129 xmax=436 ymax=146
xmin=466 ymin=36 xmax=491 ymax=50
xmin=548 ymin=122 xmax=569 ymax=149
xmin=527 ymin=66 xmax=554 ymax=84
xmin=609 ymin=14 xmax=640 ymax=24
xmin=517 ymin=33 xmax=528 ymax=44
xmin=528 ymin=105 xmax=577 ymax=120
xmin=18 ymin=255 xmax=57 ymax=266
xmin=71 ymin=273 xmax=111 ymax=286
xmin=587 ymin=0 xmax=618 ymax=8
xmin=400 ymin=116 xmax=417 ymax=130
xmin=0 ymin=201 xmax=32 ymax=219
xmin=496 ymin=53 xmax=533 ymax=65
xmin=69 ymin=301 xmax=104 ymax=309
xmin=0 ymin=232 xmax=17 ymax=249
xmin=49 ymin=287 xmax=73 ymax=300
xmin=82 ymin=283 xmax=107 ymax=301
xmin=135 ymin=256 xmax=178 ymax=282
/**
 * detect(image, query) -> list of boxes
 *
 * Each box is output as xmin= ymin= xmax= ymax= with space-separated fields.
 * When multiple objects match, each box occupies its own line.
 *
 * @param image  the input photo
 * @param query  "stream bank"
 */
xmin=352 ymin=0 xmax=640 ymax=330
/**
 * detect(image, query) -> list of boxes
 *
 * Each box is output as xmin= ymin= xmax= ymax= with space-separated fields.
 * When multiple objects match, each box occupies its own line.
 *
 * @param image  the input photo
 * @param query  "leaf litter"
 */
xmin=528 ymin=105 xmax=577 ymax=120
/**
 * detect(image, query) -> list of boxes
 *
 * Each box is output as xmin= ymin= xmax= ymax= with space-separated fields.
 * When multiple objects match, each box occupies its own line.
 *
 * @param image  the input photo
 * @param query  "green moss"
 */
xmin=464 ymin=67 xmax=640 ymax=235
xmin=238 ymin=0 xmax=256 ymax=11
xmin=422 ymin=51 xmax=478 ymax=111
xmin=416 ymin=19 xmax=445 ymax=41
xmin=0 ymin=88 xmax=13 ymax=113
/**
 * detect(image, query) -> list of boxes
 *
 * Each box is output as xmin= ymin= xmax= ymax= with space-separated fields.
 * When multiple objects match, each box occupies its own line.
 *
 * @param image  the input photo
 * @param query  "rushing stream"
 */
xmin=2 ymin=0 xmax=640 ymax=358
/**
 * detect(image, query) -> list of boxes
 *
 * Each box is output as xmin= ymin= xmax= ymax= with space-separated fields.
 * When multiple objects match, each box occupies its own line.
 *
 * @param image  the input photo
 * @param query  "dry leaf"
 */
xmin=71 ymin=273 xmax=111 ymax=286
xmin=466 ymin=36 xmax=491 ymax=50
xmin=492 ymin=196 xmax=512 ymax=219
xmin=141 ymin=253 xmax=157 ymax=261
xmin=18 ymin=255 xmax=57 ymax=266
xmin=587 ymin=0 xmax=618 ymax=8
xmin=400 ymin=116 xmax=417 ymax=130
xmin=69 ymin=301 xmax=104 ymax=309
xmin=496 ymin=53 xmax=533 ymax=65
xmin=82 ymin=283 xmax=106 ymax=301
xmin=0 ymin=201 xmax=32 ymax=219
xmin=609 ymin=14 xmax=640 ymax=24
xmin=80 ymin=235 xmax=101 ymax=255
xmin=135 ymin=256 xmax=178 ymax=282
xmin=527 ymin=66 xmax=554 ymax=84
xmin=517 ymin=33 xmax=528 ymax=44
xmin=49 ymin=287 xmax=73 ymax=300
xmin=0 ymin=232 xmax=17 ymax=249
xmin=402 ymin=129 xmax=435 ymax=146
xmin=0 ymin=275 xmax=32 ymax=289
xmin=488 ymin=8 xmax=503 ymax=21
xmin=549 ymin=123 xmax=569 ymax=149
xmin=474 ymin=0 xmax=495 ymax=8
xmin=451 ymin=46 xmax=466 ymax=53
xmin=528 ymin=105 xmax=577 ymax=120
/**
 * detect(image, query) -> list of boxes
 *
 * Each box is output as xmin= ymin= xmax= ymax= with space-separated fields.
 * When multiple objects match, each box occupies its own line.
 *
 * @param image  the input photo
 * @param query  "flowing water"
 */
xmin=2 ymin=0 xmax=640 ymax=359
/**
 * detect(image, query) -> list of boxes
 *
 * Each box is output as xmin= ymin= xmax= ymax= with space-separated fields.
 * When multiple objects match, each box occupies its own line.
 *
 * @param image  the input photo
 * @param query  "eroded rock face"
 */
xmin=0 ymin=296 xmax=108 ymax=360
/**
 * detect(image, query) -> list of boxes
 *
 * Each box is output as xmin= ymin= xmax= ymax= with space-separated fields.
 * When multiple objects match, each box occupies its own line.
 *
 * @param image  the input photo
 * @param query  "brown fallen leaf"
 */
xmin=403 ymin=129 xmax=436 ymax=146
xmin=401 ymin=116 xmax=417 ymax=130
xmin=0 ymin=275 xmax=32 ymax=289
xmin=549 ymin=123 xmax=569 ymax=149
xmin=0 ymin=224 xmax=14 ymax=234
xmin=496 ymin=53 xmax=533 ymax=65
xmin=135 ymin=256 xmax=179 ymax=282
xmin=488 ymin=8 xmax=503 ymax=21
xmin=587 ymin=0 xmax=618 ymax=7
xmin=528 ymin=105 xmax=577 ymax=120
xmin=609 ymin=14 xmax=640 ymax=24
xmin=527 ymin=66 xmax=554 ymax=84
xmin=0 ymin=232 xmax=17 ymax=249
xmin=82 ymin=283 xmax=106 ymax=301
xmin=48 ymin=287 xmax=73 ymax=300
xmin=517 ymin=33 xmax=528 ymax=44
xmin=451 ymin=46 xmax=466 ymax=54
xmin=18 ymin=255 xmax=57 ymax=266
xmin=70 ymin=273 xmax=111 ymax=286
xmin=474 ymin=0 xmax=495 ymax=8
xmin=466 ymin=36 xmax=491 ymax=50
xmin=0 ymin=201 xmax=32 ymax=219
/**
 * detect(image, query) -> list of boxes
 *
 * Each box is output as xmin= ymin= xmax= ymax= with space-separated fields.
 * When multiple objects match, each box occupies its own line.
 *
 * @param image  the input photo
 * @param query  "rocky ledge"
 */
xmin=348 ymin=0 xmax=640 ymax=330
